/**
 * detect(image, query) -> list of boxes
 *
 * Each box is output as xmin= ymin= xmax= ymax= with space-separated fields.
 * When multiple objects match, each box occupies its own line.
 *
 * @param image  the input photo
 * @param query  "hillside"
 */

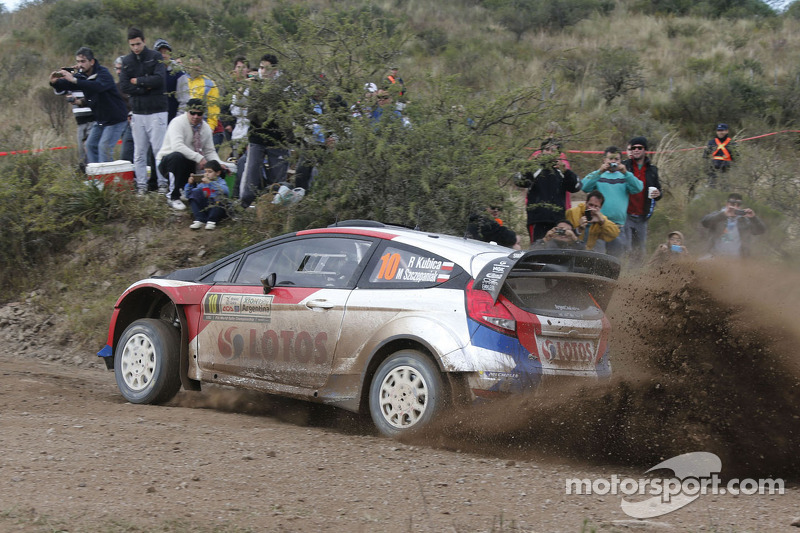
xmin=0 ymin=0 xmax=799 ymax=344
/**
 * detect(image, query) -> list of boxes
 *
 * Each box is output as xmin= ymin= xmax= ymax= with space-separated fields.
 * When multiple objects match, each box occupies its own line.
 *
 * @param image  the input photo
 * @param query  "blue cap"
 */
xmin=716 ymin=123 xmax=729 ymax=130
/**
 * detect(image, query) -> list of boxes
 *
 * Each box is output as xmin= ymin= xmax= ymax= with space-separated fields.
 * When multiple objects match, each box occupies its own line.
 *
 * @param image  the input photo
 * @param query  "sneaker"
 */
xmin=168 ymin=198 xmax=186 ymax=210
xmin=136 ymin=188 xmax=147 ymax=197
xmin=189 ymin=221 xmax=204 ymax=230
xmin=157 ymin=185 xmax=168 ymax=195
xmin=205 ymin=221 xmax=216 ymax=230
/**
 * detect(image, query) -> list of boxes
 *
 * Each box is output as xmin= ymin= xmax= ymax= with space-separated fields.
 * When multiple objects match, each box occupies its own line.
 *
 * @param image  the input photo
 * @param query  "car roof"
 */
xmin=162 ymin=222 xmax=514 ymax=282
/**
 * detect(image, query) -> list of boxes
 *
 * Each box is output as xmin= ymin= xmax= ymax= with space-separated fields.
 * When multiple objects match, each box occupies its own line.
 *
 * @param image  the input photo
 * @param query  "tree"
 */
xmin=595 ymin=48 xmax=646 ymax=104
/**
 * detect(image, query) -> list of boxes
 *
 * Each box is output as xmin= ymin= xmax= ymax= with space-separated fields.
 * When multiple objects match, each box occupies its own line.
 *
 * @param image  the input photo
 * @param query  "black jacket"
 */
xmin=51 ymin=62 xmax=127 ymax=126
xmin=119 ymin=47 xmax=168 ymax=115
xmin=623 ymin=157 xmax=662 ymax=220
xmin=466 ymin=213 xmax=518 ymax=248
xmin=515 ymin=167 xmax=581 ymax=225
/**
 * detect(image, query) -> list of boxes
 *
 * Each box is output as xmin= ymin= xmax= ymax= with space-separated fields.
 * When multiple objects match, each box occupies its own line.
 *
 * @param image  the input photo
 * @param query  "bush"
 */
xmin=594 ymin=47 xmax=646 ymax=104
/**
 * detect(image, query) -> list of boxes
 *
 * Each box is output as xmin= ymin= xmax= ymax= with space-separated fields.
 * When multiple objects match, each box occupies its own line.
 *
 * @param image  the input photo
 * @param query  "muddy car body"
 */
xmin=98 ymin=221 xmax=620 ymax=436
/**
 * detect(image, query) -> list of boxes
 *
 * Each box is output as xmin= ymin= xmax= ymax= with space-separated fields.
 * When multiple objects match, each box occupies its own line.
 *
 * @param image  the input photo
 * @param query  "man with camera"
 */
xmin=565 ymin=190 xmax=620 ymax=252
xmin=700 ymin=193 xmax=766 ymax=258
xmin=531 ymin=220 xmax=585 ymax=250
xmin=49 ymin=47 xmax=127 ymax=164
xmin=581 ymin=146 xmax=643 ymax=257
xmin=514 ymin=139 xmax=581 ymax=243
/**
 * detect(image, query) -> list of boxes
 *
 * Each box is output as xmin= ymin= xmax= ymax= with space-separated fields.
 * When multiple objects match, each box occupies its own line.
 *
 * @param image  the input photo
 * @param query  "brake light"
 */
xmin=465 ymin=280 xmax=516 ymax=336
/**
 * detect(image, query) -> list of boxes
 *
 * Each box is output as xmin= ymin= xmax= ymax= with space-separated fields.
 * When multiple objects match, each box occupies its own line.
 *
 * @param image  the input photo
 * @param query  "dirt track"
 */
xmin=2 ymin=261 xmax=800 ymax=532
xmin=0 ymin=351 xmax=797 ymax=532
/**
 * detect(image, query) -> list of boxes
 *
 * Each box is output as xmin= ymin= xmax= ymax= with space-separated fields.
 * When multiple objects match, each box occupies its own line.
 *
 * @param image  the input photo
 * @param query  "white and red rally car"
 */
xmin=98 ymin=220 xmax=619 ymax=436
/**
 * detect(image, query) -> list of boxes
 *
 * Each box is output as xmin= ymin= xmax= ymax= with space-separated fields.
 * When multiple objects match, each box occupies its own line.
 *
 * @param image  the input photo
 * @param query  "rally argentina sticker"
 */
xmin=203 ymin=293 xmax=273 ymax=323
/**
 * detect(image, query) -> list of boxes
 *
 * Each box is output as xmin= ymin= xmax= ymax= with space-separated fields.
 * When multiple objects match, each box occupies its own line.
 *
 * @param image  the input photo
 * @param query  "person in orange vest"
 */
xmin=704 ymin=123 xmax=738 ymax=186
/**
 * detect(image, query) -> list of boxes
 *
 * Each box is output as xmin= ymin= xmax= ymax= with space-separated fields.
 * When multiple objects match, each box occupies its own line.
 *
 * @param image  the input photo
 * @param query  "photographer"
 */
xmin=514 ymin=139 xmax=581 ymax=243
xmin=700 ymin=193 xmax=766 ymax=258
xmin=50 ymin=47 xmax=127 ymax=164
xmin=581 ymin=146 xmax=643 ymax=258
xmin=565 ymin=190 xmax=620 ymax=252
xmin=531 ymin=220 xmax=585 ymax=250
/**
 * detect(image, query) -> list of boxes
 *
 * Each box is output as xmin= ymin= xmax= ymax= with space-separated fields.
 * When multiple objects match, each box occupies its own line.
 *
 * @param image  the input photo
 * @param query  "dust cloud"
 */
xmin=414 ymin=260 xmax=800 ymax=479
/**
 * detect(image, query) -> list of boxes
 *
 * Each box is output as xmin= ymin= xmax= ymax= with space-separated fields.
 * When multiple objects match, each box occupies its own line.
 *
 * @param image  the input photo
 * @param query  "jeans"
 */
xmin=86 ymin=121 xmax=127 ymax=163
xmin=131 ymin=112 xmax=168 ymax=191
xmin=76 ymin=121 xmax=93 ymax=170
xmin=120 ymin=121 xmax=134 ymax=163
xmin=158 ymin=152 xmax=197 ymax=201
xmin=188 ymin=187 xmax=228 ymax=223
xmin=605 ymin=226 xmax=629 ymax=258
xmin=239 ymin=144 xmax=289 ymax=208
xmin=623 ymin=214 xmax=649 ymax=267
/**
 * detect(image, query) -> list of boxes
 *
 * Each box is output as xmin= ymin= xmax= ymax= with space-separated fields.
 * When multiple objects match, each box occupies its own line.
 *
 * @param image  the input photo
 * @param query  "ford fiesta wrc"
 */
xmin=98 ymin=220 xmax=619 ymax=437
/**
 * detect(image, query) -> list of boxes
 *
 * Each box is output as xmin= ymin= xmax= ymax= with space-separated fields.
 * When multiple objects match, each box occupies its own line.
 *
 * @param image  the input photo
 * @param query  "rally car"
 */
xmin=98 ymin=220 xmax=620 ymax=437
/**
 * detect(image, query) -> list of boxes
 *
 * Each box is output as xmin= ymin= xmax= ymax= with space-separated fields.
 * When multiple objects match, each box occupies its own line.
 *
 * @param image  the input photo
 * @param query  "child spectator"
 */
xmin=648 ymin=231 xmax=689 ymax=267
xmin=186 ymin=160 xmax=230 ymax=230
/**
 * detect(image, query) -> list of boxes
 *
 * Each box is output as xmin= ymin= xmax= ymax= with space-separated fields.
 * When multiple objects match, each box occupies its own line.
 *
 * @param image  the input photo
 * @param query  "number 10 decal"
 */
xmin=377 ymin=252 xmax=401 ymax=280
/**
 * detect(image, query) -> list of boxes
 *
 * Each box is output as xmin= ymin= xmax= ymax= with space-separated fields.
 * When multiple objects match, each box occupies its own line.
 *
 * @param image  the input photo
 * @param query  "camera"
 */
xmin=65 ymin=96 xmax=76 ymax=103
xmin=609 ymin=162 xmax=618 ymax=170
xmin=62 ymin=67 xmax=76 ymax=73
xmin=734 ymin=208 xmax=747 ymax=216
xmin=554 ymin=228 xmax=566 ymax=235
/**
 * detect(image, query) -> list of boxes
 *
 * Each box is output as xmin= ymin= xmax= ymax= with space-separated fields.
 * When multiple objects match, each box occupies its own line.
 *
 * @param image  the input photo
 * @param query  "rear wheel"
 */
xmin=369 ymin=350 xmax=444 ymax=437
xmin=114 ymin=318 xmax=181 ymax=404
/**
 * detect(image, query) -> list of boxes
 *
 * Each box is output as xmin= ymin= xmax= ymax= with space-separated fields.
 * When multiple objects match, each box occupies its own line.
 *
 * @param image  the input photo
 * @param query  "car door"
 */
xmin=195 ymin=236 xmax=374 ymax=389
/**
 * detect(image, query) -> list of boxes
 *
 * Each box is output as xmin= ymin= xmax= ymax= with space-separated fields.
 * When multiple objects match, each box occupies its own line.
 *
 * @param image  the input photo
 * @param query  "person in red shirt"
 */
xmin=622 ymin=136 xmax=662 ymax=267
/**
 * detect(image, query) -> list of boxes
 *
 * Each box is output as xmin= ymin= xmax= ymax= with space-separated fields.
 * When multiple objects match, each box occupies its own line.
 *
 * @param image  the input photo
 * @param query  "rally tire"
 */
xmin=114 ymin=318 xmax=182 ymax=404
xmin=369 ymin=350 xmax=444 ymax=437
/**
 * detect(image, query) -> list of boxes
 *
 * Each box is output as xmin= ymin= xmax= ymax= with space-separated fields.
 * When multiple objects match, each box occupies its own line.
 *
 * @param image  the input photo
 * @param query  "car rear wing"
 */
xmin=473 ymin=249 xmax=621 ymax=303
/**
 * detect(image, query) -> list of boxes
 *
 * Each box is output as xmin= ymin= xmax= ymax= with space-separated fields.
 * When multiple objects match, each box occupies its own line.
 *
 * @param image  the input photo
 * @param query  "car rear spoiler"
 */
xmin=473 ymin=249 xmax=621 ymax=303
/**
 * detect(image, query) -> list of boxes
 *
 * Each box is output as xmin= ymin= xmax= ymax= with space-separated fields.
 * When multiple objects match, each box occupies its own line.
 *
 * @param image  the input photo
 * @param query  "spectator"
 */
xmin=119 ymin=27 xmax=169 ymax=195
xmin=385 ymin=66 xmax=405 ymax=98
xmin=565 ymin=191 xmax=620 ymax=252
xmin=648 ymin=230 xmax=689 ymax=267
xmin=228 ymin=56 xmax=251 ymax=159
xmin=294 ymin=78 xmax=347 ymax=192
xmin=368 ymin=88 xmax=411 ymax=128
xmin=114 ymin=56 xmax=134 ymax=163
xmin=581 ymin=146 xmax=643 ymax=257
xmin=466 ymin=204 xmax=522 ymax=249
xmin=531 ymin=220 xmax=585 ymax=250
xmin=50 ymin=81 xmax=93 ymax=171
xmin=514 ymin=139 xmax=581 ymax=243
xmin=153 ymin=38 xmax=185 ymax=123
xmin=238 ymin=54 xmax=291 ymax=208
xmin=176 ymin=55 xmax=222 ymax=146
xmin=50 ymin=47 xmax=127 ymax=164
xmin=156 ymin=98 xmax=222 ymax=210
xmin=700 ymin=193 xmax=766 ymax=258
xmin=704 ymin=123 xmax=737 ymax=186
xmin=622 ymin=136 xmax=662 ymax=267
xmin=186 ymin=159 xmax=230 ymax=231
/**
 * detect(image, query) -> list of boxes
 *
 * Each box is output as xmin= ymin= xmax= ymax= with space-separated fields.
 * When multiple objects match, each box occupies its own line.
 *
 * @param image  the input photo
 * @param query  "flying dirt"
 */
xmin=406 ymin=259 xmax=800 ymax=480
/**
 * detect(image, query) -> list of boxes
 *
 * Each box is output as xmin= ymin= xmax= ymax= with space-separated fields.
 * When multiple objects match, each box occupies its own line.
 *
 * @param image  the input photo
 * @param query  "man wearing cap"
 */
xmin=120 ymin=27 xmax=169 ymax=195
xmin=622 ymin=136 xmax=662 ymax=267
xmin=156 ymin=98 xmax=222 ymax=210
xmin=153 ymin=38 xmax=185 ymax=123
xmin=704 ymin=123 xmax=738 ymax=186
xmin=700 ymin=193 xmax=765 ymax=258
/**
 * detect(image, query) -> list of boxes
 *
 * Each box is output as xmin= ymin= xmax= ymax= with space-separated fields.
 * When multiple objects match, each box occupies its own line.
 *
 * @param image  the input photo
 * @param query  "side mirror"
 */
xmin=260 ymin=272 xmax=277 ymax=294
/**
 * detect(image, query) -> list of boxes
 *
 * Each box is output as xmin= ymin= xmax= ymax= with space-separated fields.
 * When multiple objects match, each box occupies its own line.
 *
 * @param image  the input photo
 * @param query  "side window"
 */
xmin=201 ymin=261 xmax=238 ymax=283
xmin=236 ymin=237 xmax=373 ymax=288
xmin=366 ymin=245 xmax=456 ymax=289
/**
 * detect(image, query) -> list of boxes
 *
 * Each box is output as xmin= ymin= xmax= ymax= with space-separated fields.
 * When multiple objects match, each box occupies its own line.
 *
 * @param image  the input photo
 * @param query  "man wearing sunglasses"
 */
xmin=700 ymin=193 xmax=766 ymax=258
xmin=156 ymin=99 xmax=222 ymax=210
xmin=622 ymin=136 xmax=662 ymax=267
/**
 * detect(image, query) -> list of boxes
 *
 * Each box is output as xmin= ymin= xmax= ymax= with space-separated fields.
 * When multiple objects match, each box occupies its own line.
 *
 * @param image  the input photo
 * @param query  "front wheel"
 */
xmin=114 ymin=318 xmax=181 ymax=404
xmin=369 ymin=350 xmax=444 ymax=437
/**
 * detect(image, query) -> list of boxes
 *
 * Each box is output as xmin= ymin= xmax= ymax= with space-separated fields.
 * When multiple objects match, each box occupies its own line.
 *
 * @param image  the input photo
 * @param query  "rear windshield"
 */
xmin=502 ymin=273 xmax=614 ymax=320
